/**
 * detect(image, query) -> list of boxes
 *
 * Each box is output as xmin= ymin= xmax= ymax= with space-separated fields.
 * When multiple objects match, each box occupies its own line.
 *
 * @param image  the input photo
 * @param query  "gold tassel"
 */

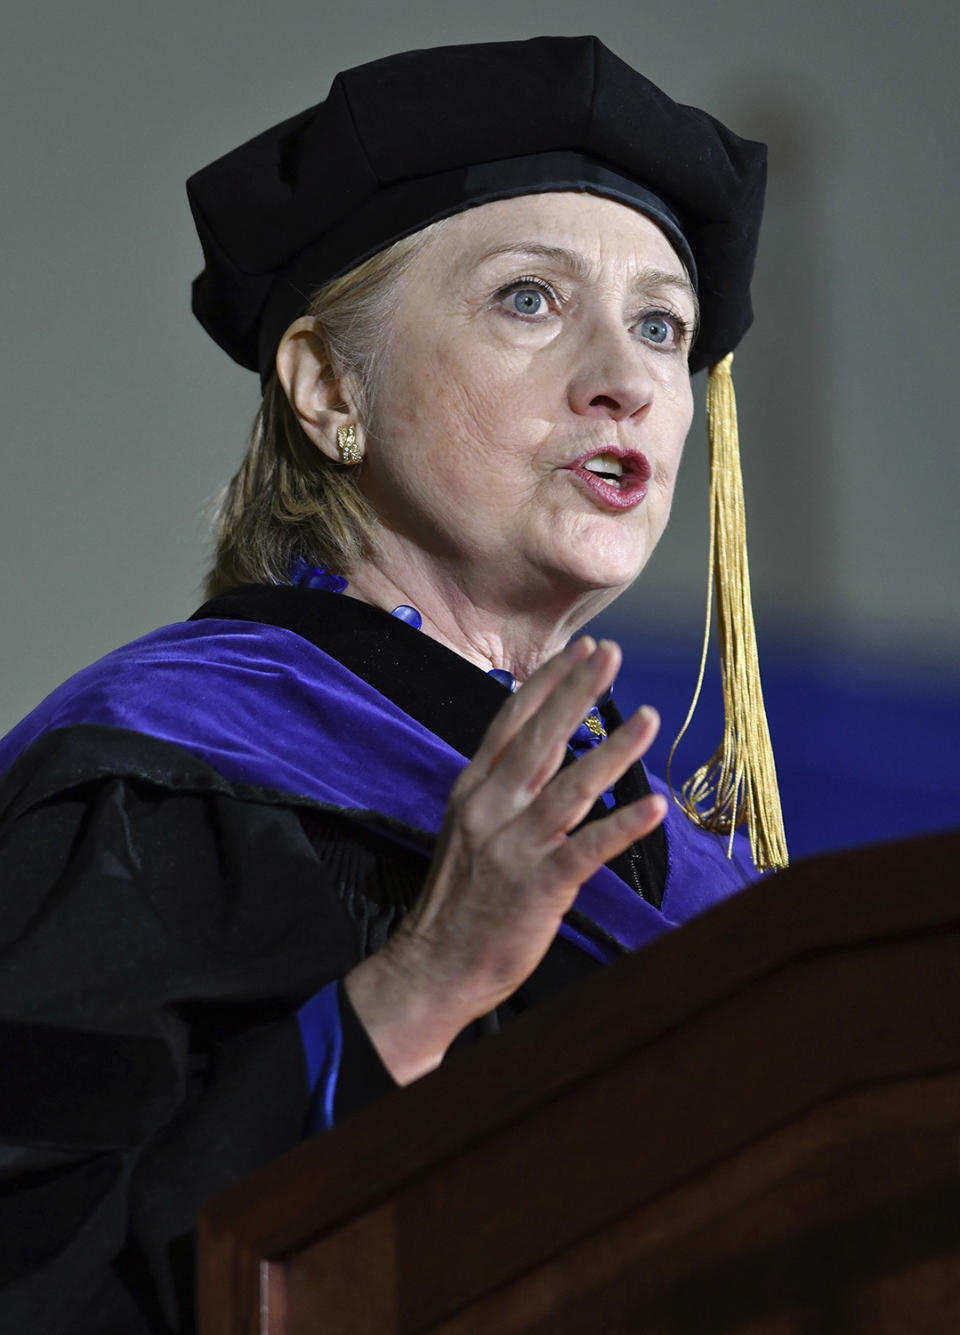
xmin=666 ymin=353 xmax=789 ymax=872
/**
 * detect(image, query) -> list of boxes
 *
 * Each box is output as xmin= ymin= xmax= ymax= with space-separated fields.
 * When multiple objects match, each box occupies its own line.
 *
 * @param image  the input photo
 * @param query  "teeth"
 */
xmin=581 ymin=453 xmax=623 ymax=477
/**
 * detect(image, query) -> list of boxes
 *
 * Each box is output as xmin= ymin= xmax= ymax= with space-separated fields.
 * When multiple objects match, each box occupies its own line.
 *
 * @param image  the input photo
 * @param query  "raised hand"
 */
xmin=345 ymin=637 xmax=666 ymax=1084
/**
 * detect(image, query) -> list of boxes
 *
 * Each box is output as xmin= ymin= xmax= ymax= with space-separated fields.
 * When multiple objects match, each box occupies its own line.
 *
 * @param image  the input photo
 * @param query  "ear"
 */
xmin=275 ymin=317 xmax=361 ymax=464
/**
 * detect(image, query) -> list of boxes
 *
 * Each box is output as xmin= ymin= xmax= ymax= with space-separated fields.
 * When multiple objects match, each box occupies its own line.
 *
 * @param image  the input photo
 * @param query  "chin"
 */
xmin=566 ymin=532 xmax=650 ymax=593
xmin=550 ymin=553 xmax=646 ymax=602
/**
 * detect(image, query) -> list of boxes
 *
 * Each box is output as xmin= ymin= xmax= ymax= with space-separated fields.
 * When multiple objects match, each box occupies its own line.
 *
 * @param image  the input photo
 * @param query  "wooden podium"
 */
xmin=198 ymin=833 xmax=960 ymax=1333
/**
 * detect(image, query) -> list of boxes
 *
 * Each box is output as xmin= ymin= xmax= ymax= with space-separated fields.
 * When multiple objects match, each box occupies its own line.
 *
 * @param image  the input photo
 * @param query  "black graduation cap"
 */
xmin=187 ymin=35 xmax=766 ymax=379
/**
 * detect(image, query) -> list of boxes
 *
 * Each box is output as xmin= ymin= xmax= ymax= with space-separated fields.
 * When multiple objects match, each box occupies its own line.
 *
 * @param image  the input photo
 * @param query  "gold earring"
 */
xmin=337 ymin=423 xmax=362 ymax=465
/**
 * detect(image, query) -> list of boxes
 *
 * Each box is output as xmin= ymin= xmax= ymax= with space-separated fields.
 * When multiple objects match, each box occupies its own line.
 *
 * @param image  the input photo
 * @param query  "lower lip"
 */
xmin=565 ymin=466 xmax=648 ymax=511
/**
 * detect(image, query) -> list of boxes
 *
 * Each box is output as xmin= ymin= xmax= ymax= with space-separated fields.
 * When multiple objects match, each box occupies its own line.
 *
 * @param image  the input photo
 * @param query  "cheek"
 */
xmin=648 ymin=461 xmax=681 ymax=545
xmin=655 ymin=431 xmax=687 ymax=492
xmin=649 ymin=387 xmax=692 ymax=513
xmin=389 ymin=338 xmax=532 ymax=470
xmin=660 ymin=385 xmax=692 ymax=456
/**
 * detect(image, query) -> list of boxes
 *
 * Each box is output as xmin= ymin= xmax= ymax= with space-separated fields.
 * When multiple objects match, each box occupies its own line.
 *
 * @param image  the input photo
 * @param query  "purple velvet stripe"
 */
xmin=650 ymin=772 xmax=761 ymax=915
xmin=0 ymin=619 xmax=758 ymax=957
xmin=556 ymin=920 xmax=626 ymax=965
xmin=296 ymin=981 xmax=343 ymax=1134
xmin=0 ymin=620 xmax=458 ymax=828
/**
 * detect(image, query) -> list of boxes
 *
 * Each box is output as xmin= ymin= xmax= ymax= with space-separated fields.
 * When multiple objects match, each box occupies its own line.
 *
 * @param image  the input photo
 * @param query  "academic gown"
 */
xmin=0 ymin=586 xmax=757 ymax=1335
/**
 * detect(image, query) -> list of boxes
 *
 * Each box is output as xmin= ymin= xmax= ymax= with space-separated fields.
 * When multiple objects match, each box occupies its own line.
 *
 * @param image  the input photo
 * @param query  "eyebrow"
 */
xmin=478 ymin=241 xmax=699 ymax=312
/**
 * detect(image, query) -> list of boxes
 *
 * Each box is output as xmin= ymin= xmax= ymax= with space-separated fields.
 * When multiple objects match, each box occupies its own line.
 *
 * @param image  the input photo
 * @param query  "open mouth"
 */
xmin=565 ymin=449 xmax=651 ymax=510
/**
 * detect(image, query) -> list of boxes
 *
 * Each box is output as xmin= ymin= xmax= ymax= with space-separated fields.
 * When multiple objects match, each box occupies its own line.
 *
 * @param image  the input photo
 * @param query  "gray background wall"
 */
xmin=2 ymin=0 xmax=957 ymax=738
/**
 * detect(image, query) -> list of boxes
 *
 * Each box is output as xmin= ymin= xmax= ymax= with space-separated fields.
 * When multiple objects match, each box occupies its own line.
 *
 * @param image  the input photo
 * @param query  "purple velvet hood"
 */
xmin=0 ymin=618 xmax=759 ymax=964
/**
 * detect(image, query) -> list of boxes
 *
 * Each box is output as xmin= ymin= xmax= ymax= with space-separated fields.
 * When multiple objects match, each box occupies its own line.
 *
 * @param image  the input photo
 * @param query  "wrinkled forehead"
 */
xmin=431 ymin=159 xmax=698 ymax=289
xmin=404 ymin=192 xmax=697 ymax=301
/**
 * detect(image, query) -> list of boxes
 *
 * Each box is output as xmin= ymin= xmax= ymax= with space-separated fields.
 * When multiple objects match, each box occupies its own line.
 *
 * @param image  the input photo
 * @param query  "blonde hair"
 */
xmin=204 ymin=225 xmax=441 ymax=598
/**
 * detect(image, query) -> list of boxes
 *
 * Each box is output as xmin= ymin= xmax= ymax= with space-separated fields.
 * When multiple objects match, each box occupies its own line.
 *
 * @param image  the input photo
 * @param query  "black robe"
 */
xmin=0 ymin=587 xmax=673 ymax=1334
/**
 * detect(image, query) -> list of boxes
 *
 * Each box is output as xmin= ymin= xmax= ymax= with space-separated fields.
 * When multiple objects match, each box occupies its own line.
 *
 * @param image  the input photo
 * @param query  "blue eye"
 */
xmin=494 ymin=277 xmax=555 ymax=319
xmin=639 ymin=313 xmax=674 ymax=345
xmin=511 ymin=288 xmax=545 ymax=316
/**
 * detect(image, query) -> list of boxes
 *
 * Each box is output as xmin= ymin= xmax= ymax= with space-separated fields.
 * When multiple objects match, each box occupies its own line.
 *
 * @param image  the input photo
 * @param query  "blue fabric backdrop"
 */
xmin=592 ymin=620 xmax=960 ymax=860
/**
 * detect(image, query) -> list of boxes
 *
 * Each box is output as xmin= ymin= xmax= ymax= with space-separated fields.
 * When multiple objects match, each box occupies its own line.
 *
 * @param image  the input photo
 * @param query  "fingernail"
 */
xmin=621 ymin=705 xmax=653 ymax=734
xmin=621 ymin=707 xmax=646 ymax=735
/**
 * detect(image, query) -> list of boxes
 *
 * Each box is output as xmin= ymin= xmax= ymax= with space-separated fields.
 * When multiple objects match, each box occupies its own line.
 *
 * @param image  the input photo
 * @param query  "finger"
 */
xmin=549 ymin=792 xmax=668 ymax=884
xmin=523 ymin=705 xmax=661 ymax=842
xmin=490 ymin=640 xmax=622 ymax=796
xmin=455 ymin=641 xmax=623 ymax=837
xmin=468 ymin=635 xmax=596 ymax=777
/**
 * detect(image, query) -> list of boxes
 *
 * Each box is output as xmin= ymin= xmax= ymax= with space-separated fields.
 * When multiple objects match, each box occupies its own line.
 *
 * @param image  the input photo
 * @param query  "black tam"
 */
xmin=187 ymin=35 xmax=766 ymax=379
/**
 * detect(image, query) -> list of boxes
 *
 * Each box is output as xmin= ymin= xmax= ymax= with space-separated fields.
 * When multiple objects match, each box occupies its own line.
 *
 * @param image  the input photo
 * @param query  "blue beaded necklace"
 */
xmin=289 ymin=558 xmax=608 ymax=752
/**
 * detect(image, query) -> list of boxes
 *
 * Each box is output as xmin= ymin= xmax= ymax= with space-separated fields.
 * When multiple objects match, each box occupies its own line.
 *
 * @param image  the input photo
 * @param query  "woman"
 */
xmin=0 ymin=36 xmax=785 ymax=1335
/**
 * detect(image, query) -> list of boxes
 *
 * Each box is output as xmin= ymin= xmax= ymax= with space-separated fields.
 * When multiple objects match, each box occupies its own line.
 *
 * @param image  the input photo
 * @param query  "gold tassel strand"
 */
xmin=667 ymin=353 xmax=789 ymax=872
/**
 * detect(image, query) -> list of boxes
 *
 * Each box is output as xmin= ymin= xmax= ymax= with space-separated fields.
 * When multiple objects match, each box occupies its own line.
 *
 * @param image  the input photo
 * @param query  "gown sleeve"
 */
xmin=297 ymin=982 xmax=397 ymax=1134
xmin=0 ymin=728 xmax=397 ymax=1334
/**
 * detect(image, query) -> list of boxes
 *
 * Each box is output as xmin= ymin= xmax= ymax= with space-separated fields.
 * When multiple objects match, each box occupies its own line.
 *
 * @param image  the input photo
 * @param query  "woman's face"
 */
xmin=360 ymin=192 xmax=696 ymax=613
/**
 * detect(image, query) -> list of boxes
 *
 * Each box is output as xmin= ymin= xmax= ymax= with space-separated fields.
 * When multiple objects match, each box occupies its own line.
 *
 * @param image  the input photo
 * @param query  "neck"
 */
xmin=342 ymin=544 xmax=621 ymax=682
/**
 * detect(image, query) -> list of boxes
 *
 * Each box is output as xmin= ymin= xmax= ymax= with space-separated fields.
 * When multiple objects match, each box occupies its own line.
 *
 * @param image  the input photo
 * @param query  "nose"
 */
xmin=567 ymin=322 xmax=654 ymax=422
